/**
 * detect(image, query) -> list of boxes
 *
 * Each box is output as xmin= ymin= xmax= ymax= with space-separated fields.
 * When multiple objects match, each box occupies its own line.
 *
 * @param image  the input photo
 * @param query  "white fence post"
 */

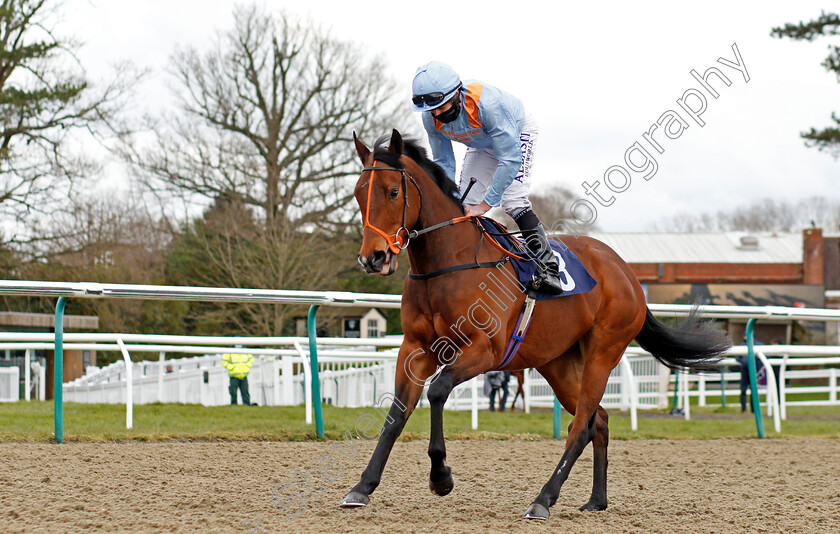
xmin=24 ymin=349 xmax=31 ymax=401
xmin=471 ymin=377 xmax=478 ymax=430
xmin=273 ymin=357 xmax=282 ymax=406
xmin=295 ymin=342 xmax=312 ymax=424
xmin=158 ymin=351 xmax=165 ymax=402
xmin=0 ymin=367 xmax=20 ymax=402
xmin=756 ymin=351 xmax=781 ymax=433
xmin=657 ymin=366 xmax=671 ymax=409
xmin=178 ymin=366 xmax=185 ymax=404
xmin=830 ymin=368 xmax=837 ymax=403
xmin=36 ymin=362 xmax=45 ymax=401
xmin=116 ymin=339 xmax=133 ymax=430
xmin=383 ymin=359 xmax=395 ymax=399
xmin=619 ymin=364 xmax=630 ymax=411
xmin=619 ymin=357 xmax=638 ymax=431
xmin=256 ymin=356 xmax=265 ymax=406
xmin=199 ymin=366 xmax=208 ymax=406
xmin=780 ymin=354 xmax=789 ymax=421
xmin=523 ymin=369 xmax=531 ymax=414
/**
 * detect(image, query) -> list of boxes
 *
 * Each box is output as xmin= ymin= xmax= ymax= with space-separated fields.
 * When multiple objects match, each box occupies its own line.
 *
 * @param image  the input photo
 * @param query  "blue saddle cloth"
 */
xmin=478 ymin=218 xmax=597 ymax=302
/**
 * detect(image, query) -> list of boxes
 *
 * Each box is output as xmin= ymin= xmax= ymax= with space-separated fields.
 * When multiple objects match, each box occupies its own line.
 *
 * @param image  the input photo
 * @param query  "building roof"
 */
xmin=0 ymin=312 xmax=99 ymax=330
xmin=586 ymin=232 xmax=803 ymax=264
xmin=361 ymin=308 xmax=388 ymax=320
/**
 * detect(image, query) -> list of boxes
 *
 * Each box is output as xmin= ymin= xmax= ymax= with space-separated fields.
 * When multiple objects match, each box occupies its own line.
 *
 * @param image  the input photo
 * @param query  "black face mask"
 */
xmin=434 ymin=96 xmax=461 ymax=124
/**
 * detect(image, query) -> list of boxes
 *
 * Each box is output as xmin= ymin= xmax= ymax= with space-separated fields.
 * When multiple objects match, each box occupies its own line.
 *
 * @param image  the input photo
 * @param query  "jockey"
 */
xmin=411 ymin=61 xmax=565 ymax=294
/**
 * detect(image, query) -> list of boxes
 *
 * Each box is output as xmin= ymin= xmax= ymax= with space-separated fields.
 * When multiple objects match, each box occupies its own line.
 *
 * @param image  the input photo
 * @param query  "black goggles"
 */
xmin=412 ymin=84 xmax=461 ymax=107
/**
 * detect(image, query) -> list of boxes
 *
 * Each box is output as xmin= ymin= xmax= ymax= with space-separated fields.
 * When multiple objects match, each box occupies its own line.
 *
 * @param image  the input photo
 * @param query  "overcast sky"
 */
xmin=64 ymin=0 xmax=838 ymax=232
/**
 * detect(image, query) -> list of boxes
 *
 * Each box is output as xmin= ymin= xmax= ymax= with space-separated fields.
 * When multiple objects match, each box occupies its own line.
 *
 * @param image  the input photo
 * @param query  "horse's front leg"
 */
xmin=340 ymin=344 xmax=436 ymax=508
xmin=427 ymin=342 xmax=492 ymax=497
xmin=427 ymin=369 xmax=456 ymax=496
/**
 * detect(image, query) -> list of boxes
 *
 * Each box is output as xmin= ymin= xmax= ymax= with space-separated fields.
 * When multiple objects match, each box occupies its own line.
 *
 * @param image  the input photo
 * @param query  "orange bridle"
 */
xmin=362 ymin=162 xmax=414 ymax=255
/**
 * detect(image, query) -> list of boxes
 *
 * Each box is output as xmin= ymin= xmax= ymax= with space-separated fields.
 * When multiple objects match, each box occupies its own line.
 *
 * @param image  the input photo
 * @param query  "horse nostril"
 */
xmin=358 ymin=255 xmax=368 ymax=268
xmin=369 ymin=250 xmax=386 ymax=270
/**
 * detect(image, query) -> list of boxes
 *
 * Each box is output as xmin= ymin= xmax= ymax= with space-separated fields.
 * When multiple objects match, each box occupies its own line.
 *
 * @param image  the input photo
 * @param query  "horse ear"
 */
xmin=388 ymin=129 xmax=403 ymax=156
xmin=353 ymin=131 xmax=370 ymax=164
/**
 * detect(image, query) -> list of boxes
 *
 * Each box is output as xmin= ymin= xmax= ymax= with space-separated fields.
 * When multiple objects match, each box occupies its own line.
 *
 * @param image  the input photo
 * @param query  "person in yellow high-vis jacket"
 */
xmin=222 ymin=351 xmax=255 ymax=405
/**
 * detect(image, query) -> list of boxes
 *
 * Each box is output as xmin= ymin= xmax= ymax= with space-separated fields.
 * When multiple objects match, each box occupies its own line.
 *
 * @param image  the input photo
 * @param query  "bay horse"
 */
xmin=342 ymin=129 xmax=730 ymax=520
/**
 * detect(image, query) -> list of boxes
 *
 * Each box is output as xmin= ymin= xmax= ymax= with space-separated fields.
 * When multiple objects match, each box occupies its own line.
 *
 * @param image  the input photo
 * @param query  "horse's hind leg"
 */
xmin=523 ymin=343 xmax=616 ymax=520
xmin=540 ymin=347 xmax=611 ymax=511
xmin=582 ymin=406 xmax=609 ymax=511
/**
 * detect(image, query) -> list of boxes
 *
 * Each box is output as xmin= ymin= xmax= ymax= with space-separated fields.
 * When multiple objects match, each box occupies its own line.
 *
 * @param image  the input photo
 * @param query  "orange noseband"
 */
xmin=363 ymin=162 xmax=411 ymax=255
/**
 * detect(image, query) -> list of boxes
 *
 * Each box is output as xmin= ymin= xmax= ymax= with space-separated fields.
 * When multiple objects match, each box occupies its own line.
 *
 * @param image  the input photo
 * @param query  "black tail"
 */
xmin=635 ymin=306 xmax=731 ymax=372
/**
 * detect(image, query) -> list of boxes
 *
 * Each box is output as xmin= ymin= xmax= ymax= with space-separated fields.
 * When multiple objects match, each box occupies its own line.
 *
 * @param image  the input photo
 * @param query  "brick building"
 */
xmin=589 ymin=228 xmax=840 ymax=343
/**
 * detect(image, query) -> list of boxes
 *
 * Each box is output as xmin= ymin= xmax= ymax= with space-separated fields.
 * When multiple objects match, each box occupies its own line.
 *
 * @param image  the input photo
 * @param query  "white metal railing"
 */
xmin=0 ymin=333 xmax=403 ymax=429
xmin=1 ymin=332 xmax=839 ymax=434
xmin=5 ymin=334 xmax=522 ymax=430
xmin=0 ymin=366 xmax=19 ymax=402
xmin=0 ymin=281 xmax=403 ymax=308
xmin=521 ymin=356 xmax=641 ymax=429
xmin=1 ymin=279 xmax=840 ymax=436
xmin=6 ymin=280 xmax=840 ymax=322
xmin=2 ymin=331 xmax=840 ymax=434
xmin=0 ymin=350 xmax=46 ymax=401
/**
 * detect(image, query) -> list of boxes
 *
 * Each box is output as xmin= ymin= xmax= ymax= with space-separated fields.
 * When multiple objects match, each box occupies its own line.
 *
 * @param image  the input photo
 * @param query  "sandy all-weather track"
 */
xmin=2 ymin=438 xmax=838 ymax=533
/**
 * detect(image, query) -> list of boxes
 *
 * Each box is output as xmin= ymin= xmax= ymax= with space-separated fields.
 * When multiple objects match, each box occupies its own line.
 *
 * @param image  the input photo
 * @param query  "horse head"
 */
xmin=353 ymin=129 xmax=421 ymax=276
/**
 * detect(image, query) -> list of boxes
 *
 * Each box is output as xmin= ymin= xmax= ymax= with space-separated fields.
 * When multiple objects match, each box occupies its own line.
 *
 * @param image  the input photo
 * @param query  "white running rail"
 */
xmin=1 ymin=334 xmax=839 ymax=433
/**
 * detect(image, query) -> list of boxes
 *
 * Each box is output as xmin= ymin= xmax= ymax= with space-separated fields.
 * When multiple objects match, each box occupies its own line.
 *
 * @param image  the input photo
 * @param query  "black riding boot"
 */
xmin=514 ymin=210 xmax=565 ymax=295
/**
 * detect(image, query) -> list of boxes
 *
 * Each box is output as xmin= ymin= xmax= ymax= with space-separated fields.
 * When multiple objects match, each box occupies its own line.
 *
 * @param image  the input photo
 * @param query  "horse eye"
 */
xmin=389 ymin=187 xmax=399 ymax=200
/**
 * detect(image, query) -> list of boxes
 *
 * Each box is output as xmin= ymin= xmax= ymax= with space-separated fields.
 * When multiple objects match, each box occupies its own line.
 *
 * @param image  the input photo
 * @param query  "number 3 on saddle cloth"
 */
xmin=477 ymin=217 xmax=597 ymax=370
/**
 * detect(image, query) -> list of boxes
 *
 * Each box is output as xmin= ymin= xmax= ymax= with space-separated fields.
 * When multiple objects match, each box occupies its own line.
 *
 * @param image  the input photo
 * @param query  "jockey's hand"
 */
xmin=465 ymin=201 xmax=492 ymax=217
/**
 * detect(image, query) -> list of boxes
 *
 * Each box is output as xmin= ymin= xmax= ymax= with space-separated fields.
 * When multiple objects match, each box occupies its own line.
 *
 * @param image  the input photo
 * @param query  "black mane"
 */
xmin=373 ymin=136 xmax=463 ymax=211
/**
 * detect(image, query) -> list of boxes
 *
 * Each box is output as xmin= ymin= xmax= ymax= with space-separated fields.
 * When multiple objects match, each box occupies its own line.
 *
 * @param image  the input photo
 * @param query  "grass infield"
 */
xmin=0 ymin=401 xmax=838 ymax=442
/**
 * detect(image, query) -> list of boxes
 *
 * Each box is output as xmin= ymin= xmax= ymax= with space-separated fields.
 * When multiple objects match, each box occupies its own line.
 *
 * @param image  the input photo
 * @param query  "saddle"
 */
xmin=477 ymin=217 xmax=597 ymax=302
xmin=478 ymin=217 xmax=597 ymax=370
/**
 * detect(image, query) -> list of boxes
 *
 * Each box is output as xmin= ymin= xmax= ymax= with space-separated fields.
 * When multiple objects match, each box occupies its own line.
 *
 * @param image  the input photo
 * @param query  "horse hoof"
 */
xmin=579 ymin=500 xmax=608 ymax=512
xmin=339 ymin=491 xmax=369 ymax=508
xmin=522 ymin=502 xmax=549 ymax=521
xmin=429 ymin=473 xmax=455 ymax=496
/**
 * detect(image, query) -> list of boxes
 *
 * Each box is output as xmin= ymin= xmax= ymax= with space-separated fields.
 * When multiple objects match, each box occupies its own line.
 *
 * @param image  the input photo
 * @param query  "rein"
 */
xmin=362 ymin=161 xmax=524 ymax=280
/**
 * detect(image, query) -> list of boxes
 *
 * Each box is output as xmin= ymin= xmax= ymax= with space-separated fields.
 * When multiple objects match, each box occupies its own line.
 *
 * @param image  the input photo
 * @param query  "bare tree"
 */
xmin=488 ymin=184 xmax=585 ymax=233
xmin=651 ymin=196 xmax=840 ymax=232
xmin=530 ymin=185 xmax=579 ymax=230
xmin=2 ymin=192 xmax=183 ymax=338
xmin=34 ymin=192 xmax=172 ymax=261
xmin=122 ymin=5 xmax=414 ymax=234
xmin=164 ymin=195 xmax=364 ymax=336
xmin=114 ymin=5 xmax=418 ymax=335
xmin=0 ymin=0 xmax=135 ymax=240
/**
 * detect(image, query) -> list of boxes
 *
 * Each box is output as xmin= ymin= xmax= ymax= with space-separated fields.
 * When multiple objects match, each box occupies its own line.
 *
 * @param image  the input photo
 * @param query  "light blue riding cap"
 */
xmin=411 ymin=61 xmax=462 ymax=112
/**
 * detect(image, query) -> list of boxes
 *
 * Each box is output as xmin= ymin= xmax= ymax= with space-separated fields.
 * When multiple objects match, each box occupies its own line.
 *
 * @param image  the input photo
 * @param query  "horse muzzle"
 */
xmin=358 ymin=249 xmax=398 ymax=276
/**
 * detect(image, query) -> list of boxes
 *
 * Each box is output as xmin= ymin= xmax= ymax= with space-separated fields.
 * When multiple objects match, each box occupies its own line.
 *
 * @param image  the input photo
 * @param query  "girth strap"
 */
xmin=408 ymin=257 xmax=508 ymax=280
xmin=493 ymin=288 xmax=538 ymax=370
